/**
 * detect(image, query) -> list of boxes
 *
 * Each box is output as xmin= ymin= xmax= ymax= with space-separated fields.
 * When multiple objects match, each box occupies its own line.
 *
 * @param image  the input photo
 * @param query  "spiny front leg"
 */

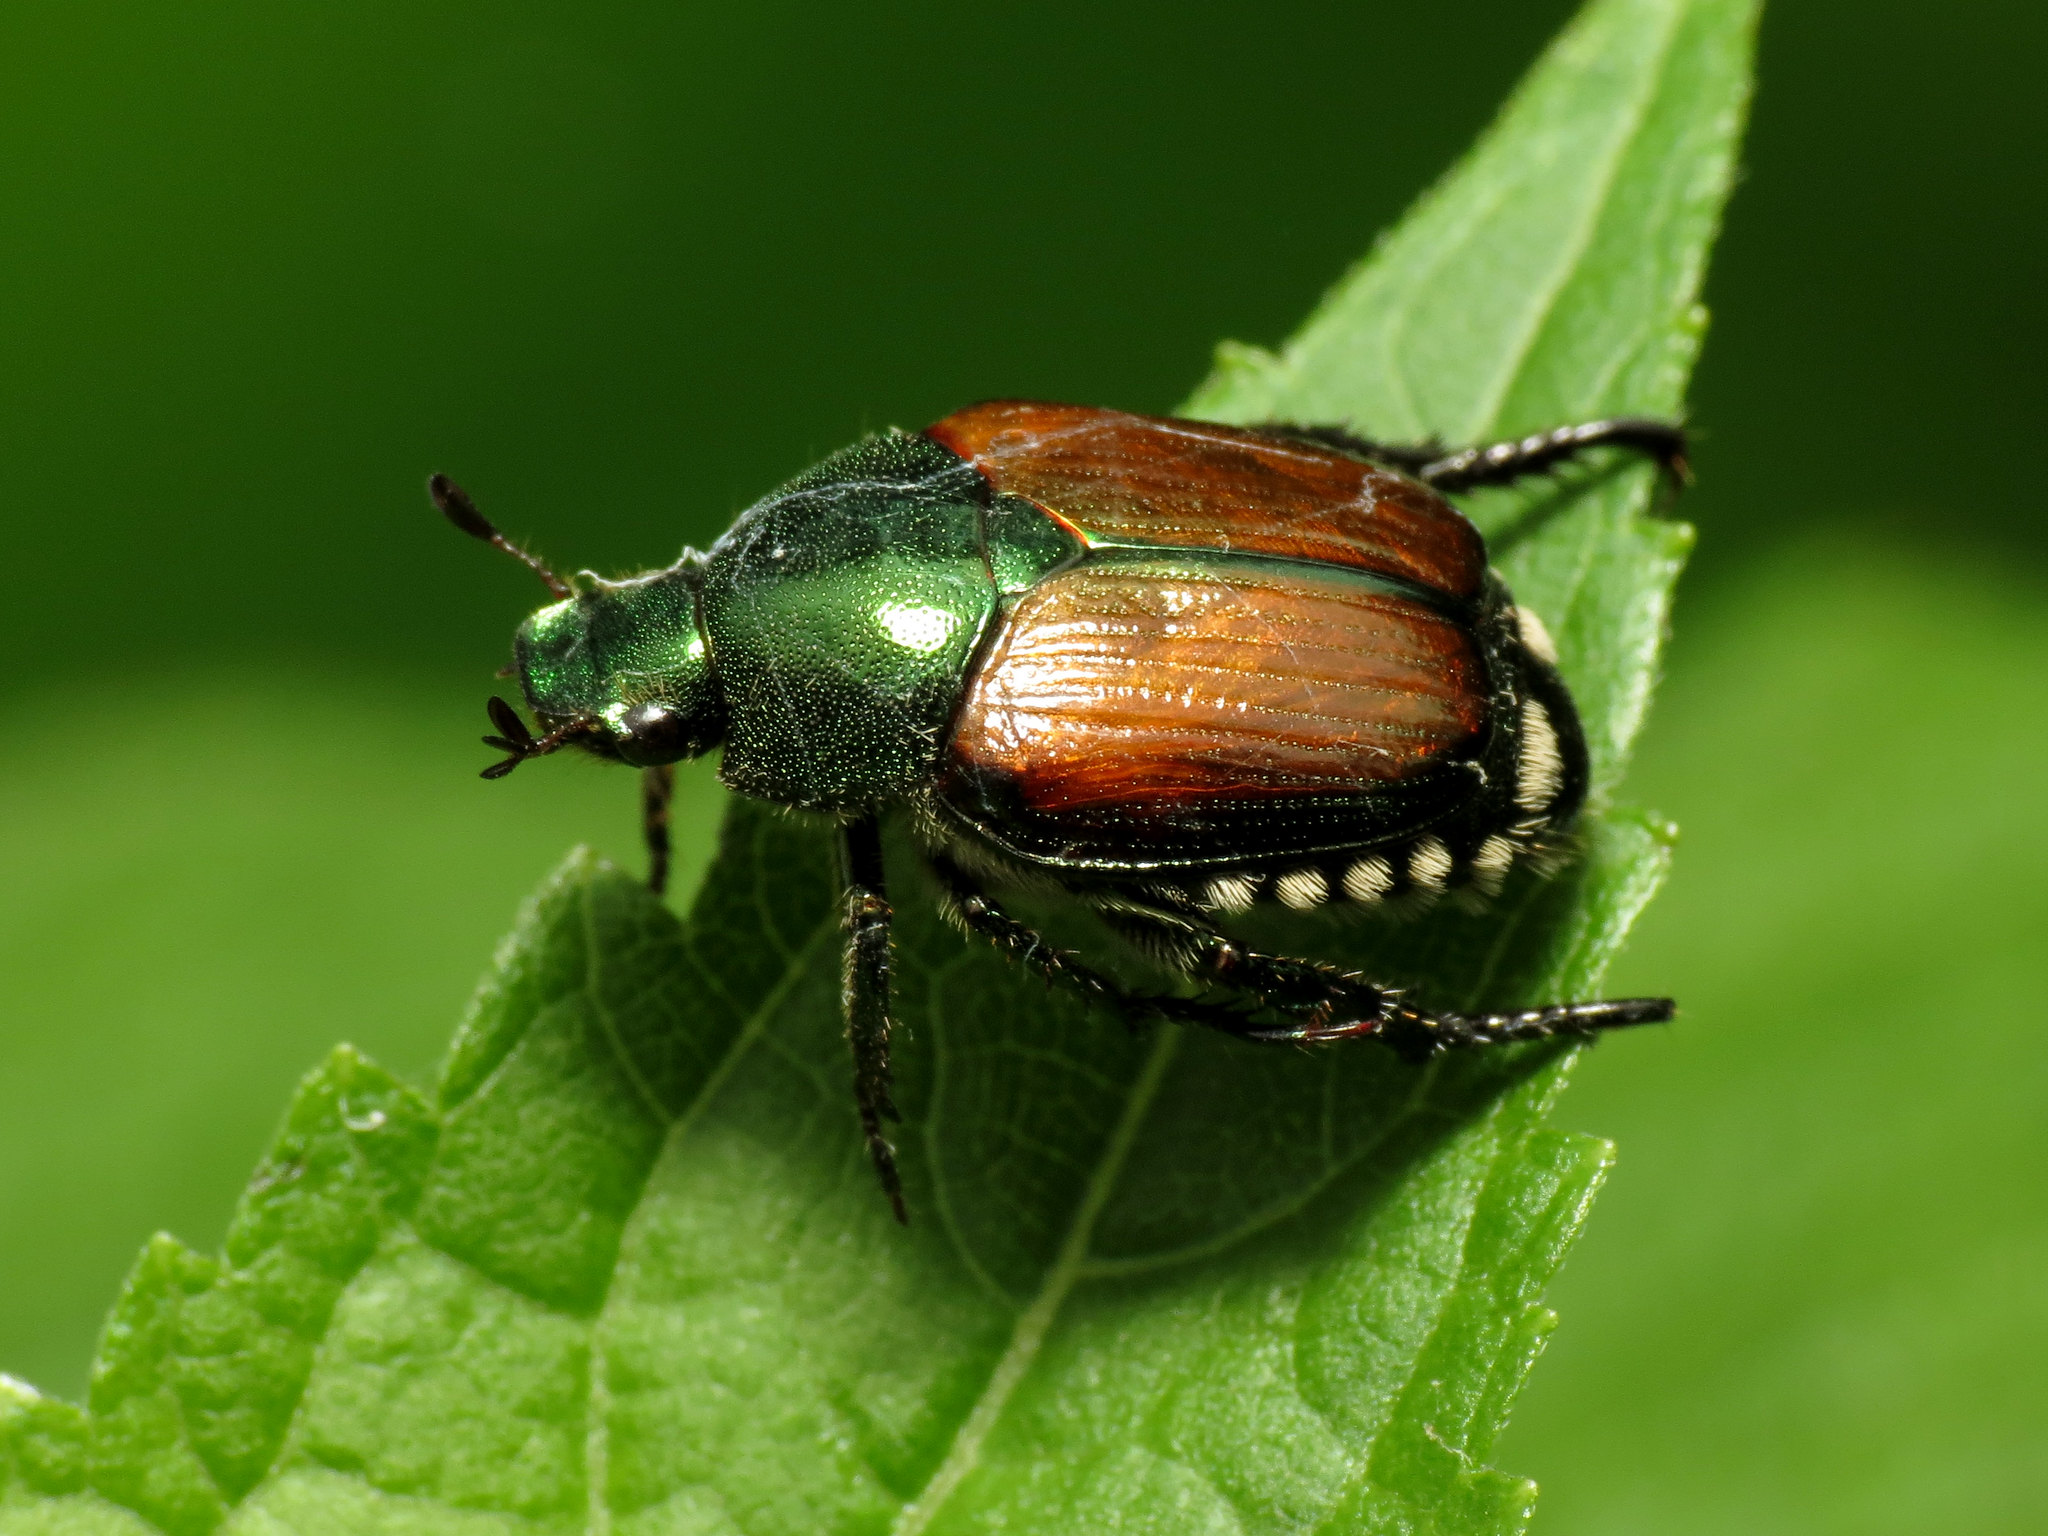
xmin=839 ymin=816 xmax=906 ymax=1224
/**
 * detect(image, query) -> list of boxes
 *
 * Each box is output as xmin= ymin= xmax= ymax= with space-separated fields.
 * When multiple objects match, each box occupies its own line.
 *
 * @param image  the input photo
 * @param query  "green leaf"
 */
xmin=0 ymin=0 xmax=1754 ymax=1530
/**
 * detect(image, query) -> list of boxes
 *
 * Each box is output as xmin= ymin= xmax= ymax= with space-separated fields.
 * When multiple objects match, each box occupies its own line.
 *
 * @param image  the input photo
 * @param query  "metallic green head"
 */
xmin=514 ymin=559 xmax=725 ymax=768
xmin=431 ymin=474 xmax=724 ymax=777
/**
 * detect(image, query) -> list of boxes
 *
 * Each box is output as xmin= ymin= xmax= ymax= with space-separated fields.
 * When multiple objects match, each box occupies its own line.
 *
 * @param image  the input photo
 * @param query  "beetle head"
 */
xmin=505 ymin=558 xmax=725 ymax=774
xmin=432 ymin=474 xmax=726 ymax=778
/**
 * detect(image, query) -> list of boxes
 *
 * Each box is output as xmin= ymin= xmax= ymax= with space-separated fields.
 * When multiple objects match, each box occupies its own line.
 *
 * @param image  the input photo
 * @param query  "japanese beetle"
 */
xmin=436 ymin=402 xmax=1684 ymax=1221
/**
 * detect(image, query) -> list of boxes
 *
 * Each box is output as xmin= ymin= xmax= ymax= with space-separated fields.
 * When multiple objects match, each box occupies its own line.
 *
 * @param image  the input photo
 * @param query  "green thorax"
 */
xmin=700 ymin=429 xmax=1077 ymax=809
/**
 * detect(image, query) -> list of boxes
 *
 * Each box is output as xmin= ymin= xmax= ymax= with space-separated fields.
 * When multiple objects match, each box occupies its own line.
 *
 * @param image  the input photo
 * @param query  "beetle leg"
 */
xmin=1257 ymin=996 xmax=1676 ymax=1059
xmin=1412 ymin=419 xmax=1690 ymax=493
xmin=641 ymin=763 xmax=676 ymax=895
xmin=926 ymin=856 xmax=1256 ymax=1036
xmin=1098 ymin=905 xmax=1390 ymax=1028
xmin=1086 ymin=899 xmax=1406 ymax=1041
xmin=840 ymin=816 xmax=907 ymax=1224
xmin=1257 ymin=418 xmax=1689 ymax=494
xmin=928 ymin=855 xmax=1127 ymax=1014
xmin=1095 ymin=901 xmax=1672 ymax=1057
xmin=933 ymin=865 xmax=1673 ymax=1060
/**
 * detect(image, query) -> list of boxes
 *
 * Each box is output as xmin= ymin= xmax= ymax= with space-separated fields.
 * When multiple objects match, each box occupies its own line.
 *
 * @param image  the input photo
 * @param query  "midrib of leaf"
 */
xmin=892 ymin=1028 xmax=1183 ymax=1536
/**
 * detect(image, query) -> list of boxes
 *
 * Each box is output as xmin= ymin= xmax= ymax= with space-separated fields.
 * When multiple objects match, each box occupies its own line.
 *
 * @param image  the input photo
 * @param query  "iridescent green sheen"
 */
xmin=509 ymin=429 xmax=1081 ymax=808
xmin=516 ymin=563 xmax=719 ymax=748
xmin=705 ymin=432 xmax=1015 ymax=808
xmin=984 ymin=493 xmax=1081 ymax=594
xmin=515 ymin=597 xmax=598 ymax=718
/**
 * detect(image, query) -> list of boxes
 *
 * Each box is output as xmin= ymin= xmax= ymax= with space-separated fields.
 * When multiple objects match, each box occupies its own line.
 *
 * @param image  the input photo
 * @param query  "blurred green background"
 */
xmin=1 ymin=1 xmax=2040 ymax=1530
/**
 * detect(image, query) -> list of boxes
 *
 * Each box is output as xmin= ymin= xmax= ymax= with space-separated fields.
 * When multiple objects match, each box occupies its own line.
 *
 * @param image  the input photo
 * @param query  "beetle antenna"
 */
xmin=478 ymin=695 xmax=595 ymax=779
xmin=429 ymin=474 xmax=574 ymax=600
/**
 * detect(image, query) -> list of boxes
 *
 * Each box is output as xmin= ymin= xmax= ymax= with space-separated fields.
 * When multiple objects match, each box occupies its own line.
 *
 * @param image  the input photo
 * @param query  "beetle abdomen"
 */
xmin=938 ymin=552 xmax=1496 ymax=869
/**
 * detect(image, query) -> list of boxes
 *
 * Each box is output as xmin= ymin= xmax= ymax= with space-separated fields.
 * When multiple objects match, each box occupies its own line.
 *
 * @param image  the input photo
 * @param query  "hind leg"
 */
xmin=1261 ymin=418 xmax=1688 ymax=493
xmin=930 ymin=857 xmax=1674 ymax=1061
xmin=1094 ymin=900 xmax=1673 ymax=1061
xmin=925 ymin=854 xmax=1257 ymax=1036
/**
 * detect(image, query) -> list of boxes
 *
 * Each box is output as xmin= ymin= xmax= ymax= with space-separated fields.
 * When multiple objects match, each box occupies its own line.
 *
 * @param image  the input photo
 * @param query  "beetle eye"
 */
xmin=614 ymin=700 xmax=705 ymax=766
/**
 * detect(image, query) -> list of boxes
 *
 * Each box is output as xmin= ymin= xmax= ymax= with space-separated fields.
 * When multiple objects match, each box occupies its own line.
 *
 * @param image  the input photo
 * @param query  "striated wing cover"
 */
xmin=938 ymin=553 xmax=1492 ymax=869
xmin=927 ymin=399 xmax=1486 ymax=601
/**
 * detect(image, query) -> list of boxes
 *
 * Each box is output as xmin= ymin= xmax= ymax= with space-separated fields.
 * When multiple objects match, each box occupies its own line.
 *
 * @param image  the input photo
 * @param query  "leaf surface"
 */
xmin=0 ymin=1 xmax=1755 ymax=1530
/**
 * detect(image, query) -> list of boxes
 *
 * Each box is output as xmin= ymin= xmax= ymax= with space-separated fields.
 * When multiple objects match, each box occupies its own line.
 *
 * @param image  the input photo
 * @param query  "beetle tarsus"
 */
xmin=1379 ymin=995 xmax=1676 ymax=1056
xmin=1241 ymin=993 xmax=1673 ymax=1056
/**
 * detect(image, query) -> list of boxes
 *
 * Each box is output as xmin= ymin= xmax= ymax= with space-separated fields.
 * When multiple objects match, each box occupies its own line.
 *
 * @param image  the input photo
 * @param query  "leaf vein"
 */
xmin=891 ymin=1028 xmax=1184 ymax=1536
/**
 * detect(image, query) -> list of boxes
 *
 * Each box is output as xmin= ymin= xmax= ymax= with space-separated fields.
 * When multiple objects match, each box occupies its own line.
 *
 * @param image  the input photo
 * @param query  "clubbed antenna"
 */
xmin=478 ymin=695 xmax=595 ymax=780
xmin=429 ymin=474 xmax=573 ymax=599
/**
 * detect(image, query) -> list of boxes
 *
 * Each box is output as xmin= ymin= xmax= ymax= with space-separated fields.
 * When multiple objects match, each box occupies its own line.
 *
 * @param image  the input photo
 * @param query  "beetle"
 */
xmin=435 ymin=401 xmax=1683 ymax=1221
